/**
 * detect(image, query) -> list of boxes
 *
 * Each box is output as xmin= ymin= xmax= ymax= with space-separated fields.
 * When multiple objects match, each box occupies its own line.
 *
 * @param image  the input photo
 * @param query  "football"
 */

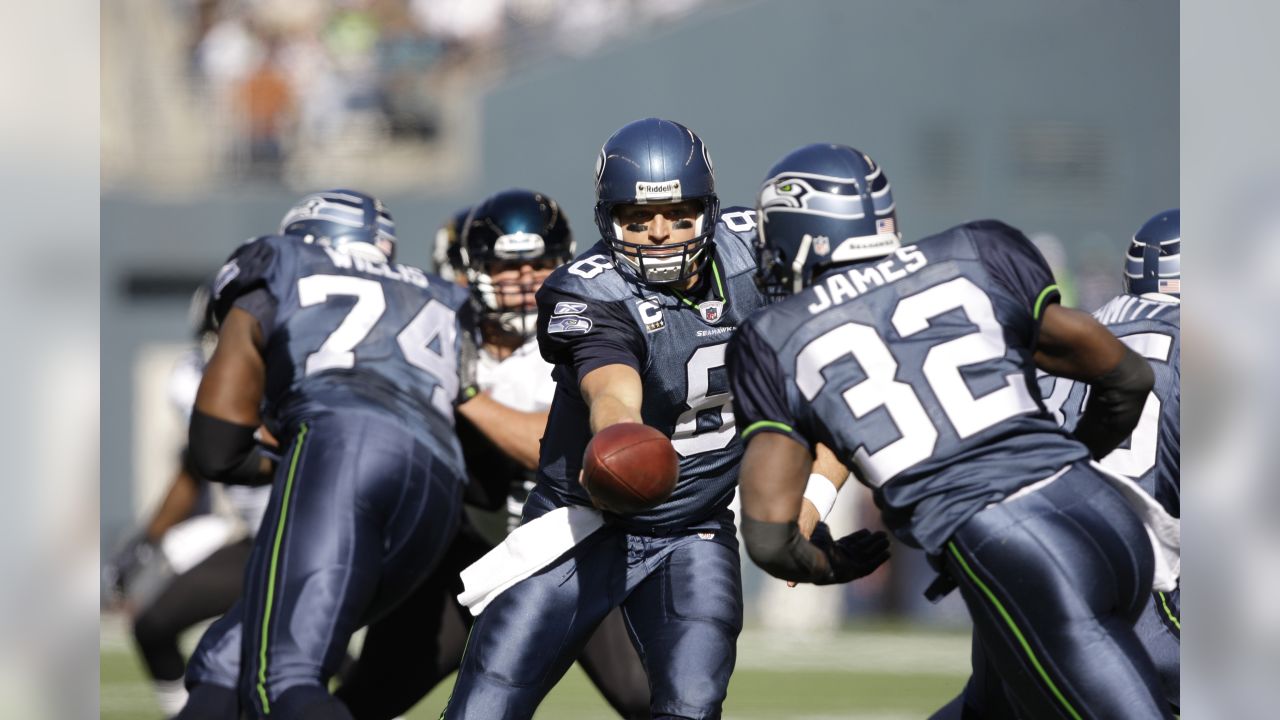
xmin=581 ymin=423 xmax=679 ymax=514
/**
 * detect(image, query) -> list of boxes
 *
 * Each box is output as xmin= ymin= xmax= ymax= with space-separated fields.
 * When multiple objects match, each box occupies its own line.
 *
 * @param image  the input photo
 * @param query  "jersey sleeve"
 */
xmin=211 ymin=237 xmax=281 ymax=327
xmin=535 ymin=284 xmax=646 ymax=384
xmin=970 ymin=220 xmax=1061 ymax=322
xmin=727 ymin=321 xmax=813 ymax=453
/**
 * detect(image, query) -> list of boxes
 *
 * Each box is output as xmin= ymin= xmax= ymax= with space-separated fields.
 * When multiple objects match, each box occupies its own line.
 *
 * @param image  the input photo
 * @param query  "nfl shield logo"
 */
xmin=812 ymin=235 xmax=830 ymax=256
xmin=698 ymin=300 xmax=724 ymax=324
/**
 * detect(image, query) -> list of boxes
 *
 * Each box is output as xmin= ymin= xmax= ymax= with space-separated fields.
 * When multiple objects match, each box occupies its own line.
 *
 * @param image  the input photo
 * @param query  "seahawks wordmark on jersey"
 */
xmin=211 ymin=235 xmax=475 ymax=466
xmin=535 ymin=208 xmax=766 ymax=530
xmin=1040 ymin=294 xmax=1180 ymax=517
xmin=730 ymin=220 xmax=1087 ymax=553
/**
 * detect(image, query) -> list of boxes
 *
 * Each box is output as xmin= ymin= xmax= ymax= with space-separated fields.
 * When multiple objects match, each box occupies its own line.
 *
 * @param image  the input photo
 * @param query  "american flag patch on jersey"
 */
xmin=876 ymin=217 xmax=896 ymax=235
xmin=1159 ymin=278 xmax=1180 ymax=294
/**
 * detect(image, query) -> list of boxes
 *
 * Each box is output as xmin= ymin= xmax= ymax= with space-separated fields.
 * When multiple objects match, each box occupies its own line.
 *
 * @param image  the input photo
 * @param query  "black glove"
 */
xmin=809 ymin=523 xmax=891 ymax=586
xmin=102 ymin=533 xmax=158 ymax=602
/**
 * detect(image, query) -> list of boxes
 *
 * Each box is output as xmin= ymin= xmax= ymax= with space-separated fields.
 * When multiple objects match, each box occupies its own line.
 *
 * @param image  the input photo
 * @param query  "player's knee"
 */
xmin=132 ymin=608 xmax=178 ymax=652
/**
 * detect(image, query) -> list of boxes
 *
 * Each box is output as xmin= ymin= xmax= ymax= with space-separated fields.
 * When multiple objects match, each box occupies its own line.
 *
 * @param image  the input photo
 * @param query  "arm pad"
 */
xmin=1072 ymin=345 xmax=1156 ymax=460
xmin=740 ymin=515 xmax=830 ymax=583
xmin=188 ymin=409 xmax=275 ymax=485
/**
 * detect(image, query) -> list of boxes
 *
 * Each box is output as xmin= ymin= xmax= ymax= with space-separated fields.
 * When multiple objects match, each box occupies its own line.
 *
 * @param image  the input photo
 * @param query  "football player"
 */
xmin=934 ymin=209 xmax=1185 ymax=720
xmin=728 ymin=144 xmax=1177 ymax=719
xmin=104 ymin=283 xmax=273 ymax=717
xmin=335 ymin=189 xmax=651 ymax=719
xmin=174 ymin=190 xmax=476 ymax=720
xmin=442 ymin=119 xmax=876 ymax=720
xmin=1046 ymin=208 xmax=1181 ymax=708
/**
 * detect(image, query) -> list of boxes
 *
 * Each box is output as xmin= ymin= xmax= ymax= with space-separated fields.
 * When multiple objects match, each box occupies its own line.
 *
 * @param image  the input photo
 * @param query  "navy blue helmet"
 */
xmin=279 ymin=188 xmax=397 ymax=262
xmin=754 ymin=144 xmax=900 ymax=298
xmin=593 ymin=118 xmax=719 ymax=285
xmin=1124 ymin=208 xmax=1180 ymax=299
xmin=462 ymin=188 xmax=574 ymax=338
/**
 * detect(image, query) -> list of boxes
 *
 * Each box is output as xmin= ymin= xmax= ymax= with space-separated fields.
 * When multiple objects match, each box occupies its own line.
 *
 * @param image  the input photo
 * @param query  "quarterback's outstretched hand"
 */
xmin=810 ymin=523 xmax=891 ymax=585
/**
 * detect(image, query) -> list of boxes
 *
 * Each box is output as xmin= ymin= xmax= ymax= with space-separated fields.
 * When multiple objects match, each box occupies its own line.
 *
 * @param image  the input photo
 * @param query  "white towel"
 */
xmin=458 ymin=505 xmax=606 ymax=615
xmin=1089 ymin=460 xmax=1181 ymax=592
xmin=160 ymin=514 xmax=239 ymax=575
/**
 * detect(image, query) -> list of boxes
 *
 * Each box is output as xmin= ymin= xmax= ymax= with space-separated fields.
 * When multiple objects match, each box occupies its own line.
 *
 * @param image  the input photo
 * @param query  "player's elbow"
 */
xmin=1072 ymin=346 xmax=1156 ymax=460
xmin=740 ymin=515 xmax=813 ymax=582
xmin=188 ymin=409 xmax=272 ymax=485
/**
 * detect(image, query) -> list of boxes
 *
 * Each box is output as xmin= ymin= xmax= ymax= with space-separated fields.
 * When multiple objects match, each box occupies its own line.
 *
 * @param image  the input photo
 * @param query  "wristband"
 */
xmin=803 ymin=473 xmax=839 ymax=521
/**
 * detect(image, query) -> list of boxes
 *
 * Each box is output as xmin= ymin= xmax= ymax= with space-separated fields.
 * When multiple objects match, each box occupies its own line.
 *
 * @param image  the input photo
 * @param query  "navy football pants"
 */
xmin=336 ymin=519 xmax=651 ymax=719
xmin=443 ymin=489 xmax=742 ymax=720
xmin=936 ymin=462 xmax=1172 ymax=720
xmin=1134 ymin=584 xmax=1180 ymax=711
xmin=180 ymin=411 xmax=464 ymax=719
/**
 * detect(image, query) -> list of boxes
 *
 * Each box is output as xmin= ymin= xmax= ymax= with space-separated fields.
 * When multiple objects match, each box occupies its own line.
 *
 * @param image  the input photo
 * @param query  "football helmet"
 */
xmin=433 ymin=206 xmax=471 ymax=282
xmin=461 ymin=189 xmax=574 ymax=339
xmin=1124 ymin=209 xmax=1180 ymax=300
xmin=279 ymin=189 xmax=397 ymax=263
xmin=593 ymin=118 xmax=719 ymax=285
xmin=754 ymin=143 xmax=900 ymax=298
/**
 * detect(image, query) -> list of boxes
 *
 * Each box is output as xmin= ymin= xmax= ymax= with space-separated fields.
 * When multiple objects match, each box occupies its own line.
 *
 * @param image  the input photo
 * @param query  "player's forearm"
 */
xmin=811 ymin=444 xmax=849 ymax=489
xmin=144 ymin=467 xmax=201 ymax=541
xmin=456 ymin=393 xmax=548 ymax=471
xmin=580 ymin=364 xmax=645 ymax=434
xmin=588 ymin=395 xmax=644 ymax=434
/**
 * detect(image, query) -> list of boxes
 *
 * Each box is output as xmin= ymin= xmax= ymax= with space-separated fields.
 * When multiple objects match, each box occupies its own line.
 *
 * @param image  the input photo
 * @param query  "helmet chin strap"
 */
xmin=791 ymin=234 xmax=814 ymax=294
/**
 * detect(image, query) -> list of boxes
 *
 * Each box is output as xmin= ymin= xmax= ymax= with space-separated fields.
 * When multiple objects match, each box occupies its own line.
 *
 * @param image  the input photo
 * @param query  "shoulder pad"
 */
xmin=711 ymin=206 xmax=760 ymax=277
xmin=540 ymin=239 xmax=638 ymax=302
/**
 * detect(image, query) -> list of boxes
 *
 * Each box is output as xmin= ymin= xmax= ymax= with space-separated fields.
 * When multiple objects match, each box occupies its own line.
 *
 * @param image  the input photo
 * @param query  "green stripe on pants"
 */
xmin=947 ymin=541 xmax=1083 ymax=720
xmin=257 ymin=423 xmax=309 ymax=715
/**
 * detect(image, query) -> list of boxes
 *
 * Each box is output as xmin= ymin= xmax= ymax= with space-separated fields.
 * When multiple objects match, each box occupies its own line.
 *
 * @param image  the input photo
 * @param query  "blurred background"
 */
xmin=99 ymin=0 xmax=1178 ymax=717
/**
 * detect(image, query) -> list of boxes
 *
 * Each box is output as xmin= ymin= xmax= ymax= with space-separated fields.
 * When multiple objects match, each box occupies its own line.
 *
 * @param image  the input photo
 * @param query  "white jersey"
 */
xmin=168 ymin=345 xmax=271 ymax=536
xmin=168 ymin=347 xmax=206 ymax=423
xmin=465 ymin=337 xmax=557 ymax=542
xmin=475 ymin=337 xmax=556 ymax=413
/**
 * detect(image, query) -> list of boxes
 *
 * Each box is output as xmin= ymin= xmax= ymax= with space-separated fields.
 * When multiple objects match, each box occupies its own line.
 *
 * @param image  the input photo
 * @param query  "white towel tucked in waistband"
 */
xmin=458 ymin=505 xmax=606 ymax=616
xmin=1089 ymin=461 xmax=1181 ymax=592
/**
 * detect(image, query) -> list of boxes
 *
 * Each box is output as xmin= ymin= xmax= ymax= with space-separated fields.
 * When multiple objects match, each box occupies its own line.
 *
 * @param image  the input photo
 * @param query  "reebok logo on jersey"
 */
xmin=635 ymin=180 xmax=682 ymax=202
xmin=636 ymin=298 xmax=665 ymax=332
xmin=547 ymin=315 xmax=592 ymax=335
xmin=553 ymin=301 xmax=588 ymax=315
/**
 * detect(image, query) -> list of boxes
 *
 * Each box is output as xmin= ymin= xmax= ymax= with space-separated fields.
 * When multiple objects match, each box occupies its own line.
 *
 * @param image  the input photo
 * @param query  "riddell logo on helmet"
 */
xmin=635 ymin=180 xmax=682 ymax=202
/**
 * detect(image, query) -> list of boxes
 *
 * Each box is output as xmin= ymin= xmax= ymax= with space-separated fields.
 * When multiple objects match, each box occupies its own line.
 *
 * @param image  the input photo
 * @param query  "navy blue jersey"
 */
xmin=1040 ymin=294 xmax=1180 ymax=516
xmin=211 ymin=235 xmax=475 ymax=463
xmin=728 ymin=220 xmax=1089 ymax=553
xmin=534 ymin=208 xmax=766 ymax=530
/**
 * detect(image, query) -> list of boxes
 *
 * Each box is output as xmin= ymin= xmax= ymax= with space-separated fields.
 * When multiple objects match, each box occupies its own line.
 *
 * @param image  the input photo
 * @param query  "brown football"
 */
xmin=581 ymin=423 xmax=679 ymax=514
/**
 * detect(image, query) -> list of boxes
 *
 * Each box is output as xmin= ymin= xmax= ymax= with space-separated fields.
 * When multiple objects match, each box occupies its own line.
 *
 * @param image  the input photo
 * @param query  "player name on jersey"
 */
xmin=806 ymin=246 xmax=928 ymax=314
xmin=320 ymin=246 xmax=431 ymax=288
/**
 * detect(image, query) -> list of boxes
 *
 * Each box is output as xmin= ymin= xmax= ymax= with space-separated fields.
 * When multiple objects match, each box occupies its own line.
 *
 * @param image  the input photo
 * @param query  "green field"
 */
xmin=101 ymin=615 xmax=970 ymax=719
